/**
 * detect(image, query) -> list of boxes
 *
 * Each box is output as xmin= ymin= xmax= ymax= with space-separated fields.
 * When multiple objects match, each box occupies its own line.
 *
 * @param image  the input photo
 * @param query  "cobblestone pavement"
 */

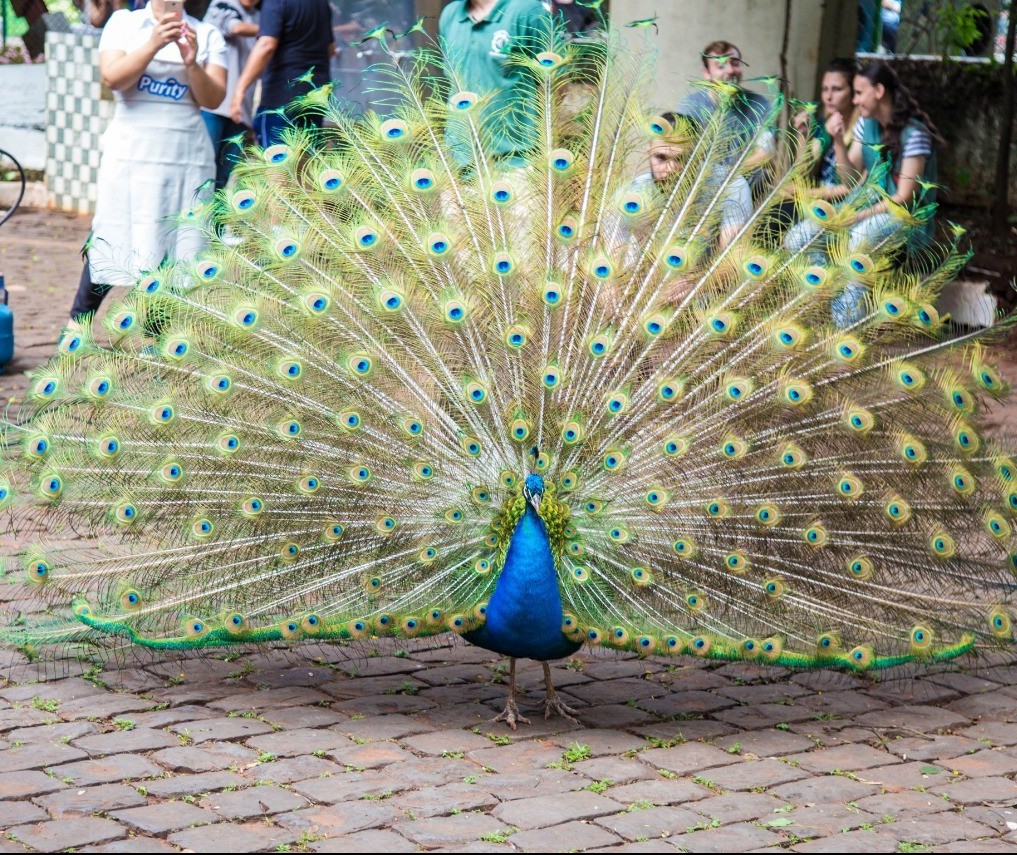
xmin=2 ymin=209 xmax=1017 ymax=853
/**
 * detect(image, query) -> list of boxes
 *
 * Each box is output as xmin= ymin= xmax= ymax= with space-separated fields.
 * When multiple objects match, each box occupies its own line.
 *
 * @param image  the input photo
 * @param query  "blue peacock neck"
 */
xmin=463 ymin=492 xmax=581 ymax=661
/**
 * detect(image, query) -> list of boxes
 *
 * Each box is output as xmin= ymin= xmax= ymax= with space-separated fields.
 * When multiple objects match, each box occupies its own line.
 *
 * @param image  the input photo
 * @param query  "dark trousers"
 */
xmin=70 ymin=262 xmax=112 ymax=321
xmin=201 ymin=111 xmax=248 ymax=191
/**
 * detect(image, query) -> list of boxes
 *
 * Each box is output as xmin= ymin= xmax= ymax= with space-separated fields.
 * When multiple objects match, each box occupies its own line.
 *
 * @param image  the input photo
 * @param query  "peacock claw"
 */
xmin=544 ymin=695 xmax=580 ymax=723
xmin=492 ymin=697 xmax=530 ymax=730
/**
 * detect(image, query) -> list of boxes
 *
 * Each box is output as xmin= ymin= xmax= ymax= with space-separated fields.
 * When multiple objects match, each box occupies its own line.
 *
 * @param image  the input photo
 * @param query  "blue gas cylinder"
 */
xmin=0 ymin=275 xmax=14 ymax=373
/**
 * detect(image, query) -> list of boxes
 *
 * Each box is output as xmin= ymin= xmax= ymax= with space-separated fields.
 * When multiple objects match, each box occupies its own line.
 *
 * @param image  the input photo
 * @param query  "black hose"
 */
xmin=0 ymin=148 xmax=26 ymax=229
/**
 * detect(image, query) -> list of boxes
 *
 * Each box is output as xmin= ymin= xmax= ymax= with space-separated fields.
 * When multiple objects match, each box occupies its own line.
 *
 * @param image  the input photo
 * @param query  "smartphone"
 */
xmin=163 ymin=0 xmax=184 ymax=19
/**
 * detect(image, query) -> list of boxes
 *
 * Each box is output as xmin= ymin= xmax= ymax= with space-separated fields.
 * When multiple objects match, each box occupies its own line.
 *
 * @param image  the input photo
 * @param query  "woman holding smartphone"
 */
xmin=68 ymin=0 xmax=227 ymax=327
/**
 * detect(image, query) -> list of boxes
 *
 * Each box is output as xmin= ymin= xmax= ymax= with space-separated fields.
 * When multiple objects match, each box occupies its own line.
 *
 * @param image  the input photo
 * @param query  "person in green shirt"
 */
xmin=439 ymin=0 xmax=551 ymax=169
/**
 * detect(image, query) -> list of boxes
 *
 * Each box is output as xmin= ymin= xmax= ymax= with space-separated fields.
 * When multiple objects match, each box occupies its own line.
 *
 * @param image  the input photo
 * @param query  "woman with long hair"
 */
xmin=787 ymin=60 xmax=940 ymax=327
xmin=793 ymin=56 xmax=858 ymax=202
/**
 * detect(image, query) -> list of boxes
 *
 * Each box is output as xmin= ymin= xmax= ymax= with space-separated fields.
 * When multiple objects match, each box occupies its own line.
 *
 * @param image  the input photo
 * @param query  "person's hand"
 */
xmin=792 ymin=109 xmax=811 ymax=136
xmin=149 ymin=12 xmax=184 ymax=49
xmin=179 ymin=22 xmax=198 ymax=66
xmin=825 ymin=110 xmax=845 ymax=140
xmin=230 ymin=89 xmax=245 ymax=123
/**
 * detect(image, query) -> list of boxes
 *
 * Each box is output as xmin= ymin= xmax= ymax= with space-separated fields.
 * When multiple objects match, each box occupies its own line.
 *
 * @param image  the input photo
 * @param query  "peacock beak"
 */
xmin=528 ymin=493 xmax=541 ymax=514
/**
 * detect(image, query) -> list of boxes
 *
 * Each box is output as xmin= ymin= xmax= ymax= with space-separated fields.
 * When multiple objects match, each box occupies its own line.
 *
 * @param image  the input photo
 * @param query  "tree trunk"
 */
xmin=992 ymin=1 xmax=1017 ymax=234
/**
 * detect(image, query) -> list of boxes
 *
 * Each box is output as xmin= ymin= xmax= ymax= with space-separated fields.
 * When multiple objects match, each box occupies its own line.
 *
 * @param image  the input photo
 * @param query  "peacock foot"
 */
xmin=492 ymin=696 xmax=531 ymax=730
xmin=544 ymin=694 xmax=580 ymax=723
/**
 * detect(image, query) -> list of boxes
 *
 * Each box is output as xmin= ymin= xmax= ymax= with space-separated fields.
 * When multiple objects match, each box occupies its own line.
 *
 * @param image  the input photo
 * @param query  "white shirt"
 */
xmin=99 ymin=7 xmax=227 ymax=107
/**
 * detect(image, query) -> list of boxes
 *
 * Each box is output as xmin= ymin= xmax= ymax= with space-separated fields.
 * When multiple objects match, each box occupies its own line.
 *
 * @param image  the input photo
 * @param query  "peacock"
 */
xmin=3 ymin=26 xmax=1017 ymax=731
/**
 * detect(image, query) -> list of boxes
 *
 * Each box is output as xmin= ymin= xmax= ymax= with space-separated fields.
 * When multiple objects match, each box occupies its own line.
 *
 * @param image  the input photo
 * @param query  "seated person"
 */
xmin=786 ymin=60 xmax=939 ymax=328
xmin=677 ymin=40 xmax=774 ymax=190
xmin=792 ymin=57 xmax=858 ymax=202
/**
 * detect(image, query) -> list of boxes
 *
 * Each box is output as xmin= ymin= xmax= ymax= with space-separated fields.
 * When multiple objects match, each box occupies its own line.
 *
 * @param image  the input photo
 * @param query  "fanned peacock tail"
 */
xmin=3 ymin=28 xmax=1016 ymax=672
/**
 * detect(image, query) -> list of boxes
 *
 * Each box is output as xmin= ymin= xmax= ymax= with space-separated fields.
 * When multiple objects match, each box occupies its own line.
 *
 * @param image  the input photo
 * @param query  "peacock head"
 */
xmin=523 ymin=474 xmax=545 ymax=513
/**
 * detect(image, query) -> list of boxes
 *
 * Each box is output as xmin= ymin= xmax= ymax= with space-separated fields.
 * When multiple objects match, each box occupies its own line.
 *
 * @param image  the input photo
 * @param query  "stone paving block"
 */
xmin=404 ymin=663 xmax=488 ymax=687
xmin=245 ymin=728 xmax=351 ymax=758
xmin=712 ymin=703 xmax=817 ymax=729
xmin=866 ymin=680 xmax=961 ymax=706
xmin=923 ymin=671 xmax=1003 ymax=695
xmin=386 ymin=782 xmax=497 ymax=818
xmin=46 ymin=753 xmax=164 ymax=786
xmin=717 ymin=683 xmax=812 ymax=703
xmin=956 ymin=722 xmax=1017 ymax=747
xmin=855 ymin=704 xmax=970 ymax=732
xmin=335 ymin=693 xmax=438 ymax=716
xmin=328 ymin=741 xmax=415 ymax=770
xmin=0 ymin=800 xmax=47 ymax=825
xmin=0 ymin=708 xmax=57 ymax=733
xmin=782 ymin=803 xmax=880 ymax=836
xmin=169 ymin=716 xmax=275 ymax=742
xmin=0 ymin=741 xmax=86 ymax=772
xmin=635 ymin=691 xmax=737 ymax=718
xmin=789 ymin=829 xmax=899 ymax=852
xmin=511 ymin=819 xmax=622 ymax=852
xmin=385 ymin=757 xmax=481 ymax=790
xmin=331 ymin=657 xmax=425 ymax=679
xmin=200 ymin=784 xmax=309 ymax=819
xmin=110 ymin=801 xmax=218 ymax=834
xmin=769 ymin=773 xmax=880 ymax=804
xmin=563 ymin=678 xmax=662 ymax=706
xmin=575 ymin=703 xmax=658 ymax=729
xmin=963 ymin=806 xmax=1017 ymax=834
xmin=398 ymin=728 xmax=493 ymax=756
xmin=289 ymin=770 xmax=410 ymax=803
xmin=637 ymin=742 xmax=739 ymax=776
xmin=249 ymin=667 xmax=336 ymax=689
xmin=248 ymin=755 xmax=345 ymax=784
xmin=79 ymin=838 xmax=179 ymax=853
xmin=276 ymin=801 xmax=400 ymax=836
xmin=797 ymin=689 xmax=889 ymax=717
xmin=940 ymin=748 xmax=1017 ymax=778
xmin=7 ymin=720 xmax=97 ymax=745
xmin=466 ymin=739 xmax=564 ymax=774
xmin=35 ymin=783 xmax=146 ymax=817
xmin=0 ymin=770 xmax=67 ymax=799
xmin=586 ymin=841 xmax=676 ymax=853
xmin=8 ymin=817 xmax=126 ymax=852
xmin=947 ymin=692 xmax=1017 ymax=721
xmin=546 ymin=729 xmax=647 ymax=758
xmin=572 ymin=756 xmax=658 ymax=786
xmin=859 ymin=759 xmax=958 ymax=791
xmin=262 ymin=705 xmax=348 ymax=730
xmin=150 ymin=741 xmax=259 ymax=772
xmin=691 ymin=759 xmax=810 ymax=792
xmin=141 ymin=771 xmax=249 ymax=798
xmin=689 ymin=792 xmax=790 ymax=824
xmin=635 ymin=720 xmax=736 ymax=743
xmin=0 ymin=678 xmax=106 ymax=706
xmin=492 ymin=790 xmax=620 ymax=830
xmin=935 ymin=841 xmax=1017 ymax=853
xmin=414 ymin=704 xmax=501 ymax=731
xmin=885 ymin=734 xmax=982 ymax=762
xmin=853 ymin=790 xmax=955 ymax=818
xmin=168 ymin=821 xmax=299 ymax=852
xmin=672 ymin=820 xmax=782 ymax=852
xmin=932 ymin=775 xmax=1017 ymax=804
xmin=394 ymin=811 xmax=512 ymax=847
xmin=309 ymin=829 xmax=417 ymax=852
xmin=475 ymin=769 xmax=589 ymax=801
xmin=595 ymin=805 xmax=704 ymax=841
xmin=880 ymin=812 xmax=998 ymax=846
xmin=713 ymin=728 xmax=817 ymax=758
xmin=71 ymin=727 xmax=179 ymax=756
xmin=604 ymin=778 xmax=712 ymax=806
xmin=59 ymin=695 xmax=156 ymax=721
xmin=128 ymin=705 xmax=217 ymax=729
xmin=208 ymin=687 xmax=331 ymax=711
xmin=784 ymin=743 xmax=901 ymax=774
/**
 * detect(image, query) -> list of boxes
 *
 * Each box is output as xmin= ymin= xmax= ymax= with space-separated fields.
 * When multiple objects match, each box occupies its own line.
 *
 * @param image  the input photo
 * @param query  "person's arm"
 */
xmin=230 ymin=35 xmax=277 ymax=122
xmin=831 ymin=113 xmax=865 ymax=186
xmin=99 ymin=12 xmax=182 ymax=91
xmin=179 ymin=25 xmax=226 ymax=109
xmin=231 ymin=20 xmax=260 ymax=37
xmin=854 ymin=154 xmax=925 ymax=221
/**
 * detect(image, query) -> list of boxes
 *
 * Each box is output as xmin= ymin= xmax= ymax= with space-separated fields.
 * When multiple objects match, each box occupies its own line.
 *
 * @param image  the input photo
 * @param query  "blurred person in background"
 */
xmin=68 ymin=0 xmax=226 ymax=327
xmin=202 ymin=0 xmax=259 ymax=190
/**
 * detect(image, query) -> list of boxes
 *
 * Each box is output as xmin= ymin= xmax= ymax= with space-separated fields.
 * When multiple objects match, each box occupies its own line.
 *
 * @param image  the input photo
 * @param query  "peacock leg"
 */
xmin=542 ymin=661 xmax=580 ymax=722
xmin=491 ymin=657 xmax=531 ymax=730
